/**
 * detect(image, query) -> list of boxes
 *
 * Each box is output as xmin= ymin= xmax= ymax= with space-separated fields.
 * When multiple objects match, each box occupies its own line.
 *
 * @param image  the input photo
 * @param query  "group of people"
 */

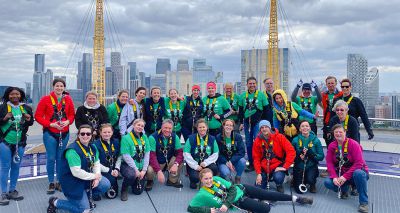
xmin=0 ymin=75 xmax=373 ymax=213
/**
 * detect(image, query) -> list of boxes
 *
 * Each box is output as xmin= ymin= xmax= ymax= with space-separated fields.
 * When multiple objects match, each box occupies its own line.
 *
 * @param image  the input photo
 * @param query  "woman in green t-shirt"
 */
xmin=164 ymin=89 xmax=185 ymax=138
xmin=188 ymin=168 xmax=313 ymax=213
xmin=119 ymin=119 xmax=150 ymax=201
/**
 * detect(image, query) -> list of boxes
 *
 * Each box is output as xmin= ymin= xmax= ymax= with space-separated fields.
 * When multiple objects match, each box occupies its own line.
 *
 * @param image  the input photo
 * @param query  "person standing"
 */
xmin=119 ymin=87 xmax=146 ymax=136
xmin=164 ymin=89 xmax=185 ymax=138
xmin=291 ymin=80 xmax=321 ymax=134
xmin=0 ymin=87 xmax=34 ymax=205
xmin=106 ymin=90 xmax=129 ymax=141
xmin=144 ymin=87 xmax=165 ymax=136
xmin=35 ymin=78 xmax=75 ymax=194
xmin=223 ymin=83 xmax=241 ymax=132
xmin=181 ymin=85 xmax=204 ymax=141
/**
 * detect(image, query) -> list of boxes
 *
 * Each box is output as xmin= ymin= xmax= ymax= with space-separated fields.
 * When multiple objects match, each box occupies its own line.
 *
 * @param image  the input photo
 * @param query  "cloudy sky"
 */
xmin=0 ymin=0 xmax=399 ymax=92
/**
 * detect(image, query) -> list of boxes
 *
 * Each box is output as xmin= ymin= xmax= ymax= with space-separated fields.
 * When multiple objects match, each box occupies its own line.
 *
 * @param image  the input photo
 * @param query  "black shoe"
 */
xmin=276 ymin=185 xmax=284 ymax=193
xmin=7 ymin=190 xmax=24 ymax=201
xmin=93 ymin=194 xmax=101 ymax=201
xmin=47 ymin=183 xmax=55 ymax=195
xmin=0 ymin=193 xmax=9 ymax=206
xmin=296 ymin=196 xmax=313 ymax=205
xmin=340 ymin=191 xmax=349 ymax=199
xmin=310 ymin=184 xmax=317 ymax=193
xmin=166 ymin=180 xmax=183 ymax=188
xmin=120 ymin=185 xmax=129 ymax=201
xmin=55 ymin=182 xmax=62 ymax=192
xmin=47 ymin=196 xmax=57 ymax=213
xmin=190 ymin=182 xmax=197 ymax=189
xmin=145 ymin=180 xmax=154 ymax=191
xmin=245 ymin=164 xmax=254 ymax=173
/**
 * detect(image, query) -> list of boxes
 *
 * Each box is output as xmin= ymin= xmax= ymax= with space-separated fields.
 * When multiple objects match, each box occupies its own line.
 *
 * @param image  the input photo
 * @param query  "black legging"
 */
xmin=236 ymin=184 xmax=293 ymax=213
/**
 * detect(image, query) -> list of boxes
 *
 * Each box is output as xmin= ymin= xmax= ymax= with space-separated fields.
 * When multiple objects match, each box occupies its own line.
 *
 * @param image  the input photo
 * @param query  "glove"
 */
xmin=310 ymin=80 xmax=317 ymax=88
xmin=306 ymin=149 xmax=315 ymax=158
xmin=368 ymin=131 xmax=374 ymax=140
xmin=297 ymin=79 xmax=303 ymax=87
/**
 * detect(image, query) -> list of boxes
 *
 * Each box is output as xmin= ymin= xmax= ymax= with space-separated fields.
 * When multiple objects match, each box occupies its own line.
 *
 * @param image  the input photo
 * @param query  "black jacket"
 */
xmin=0 ymin=103 xmax=34 ymax=145
xmin=343 ymin=94 xmax=373 ymax=136
xmin=329 ymin=115 xmax=360 ymax=143
xmin=75 ymin=105 xmax=109 ymax=131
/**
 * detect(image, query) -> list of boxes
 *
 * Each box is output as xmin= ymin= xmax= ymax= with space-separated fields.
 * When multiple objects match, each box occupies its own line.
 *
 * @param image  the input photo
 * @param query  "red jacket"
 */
xmin=252 ymin=132 xmax=295 ymax=174
xmin=34 ymin=91 xmax=75 ymax=134
xmin=321 ymin=90 xmax=343 ymax=125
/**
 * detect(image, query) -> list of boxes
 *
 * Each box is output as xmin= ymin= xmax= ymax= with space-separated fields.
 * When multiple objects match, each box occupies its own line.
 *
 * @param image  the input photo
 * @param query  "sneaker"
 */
xmin=120 ymin=185 xmax=128 ymax=201
xmin=310 ymin=184 xmax=317 ymax=193
xmin=358 ymin=204 xmax=369 ymax=213
xmin=245 ymin=164 xmax=255 ymax=173
xmin=55 ymin=182 xmax=62 ymax=192
xmin=166 ymin=180 xmax=183 ymax=188
xmin=145 ymin=180 xmax=154 ymax=191
xmin=296 ymin=196 xmax=313 ymax=205
xmin=189 ymin=182 xmax=197 ymax=189
xmin=47 ymin=196 xmax=57 ymax=213
xmin=276 ymin=185 xmax=284 ymax=193
xmin=0 ymin=193 xmax=9 ymax=206
xmin=7 ymin=190 xmax=24 ymax=201
xmin=47 ymin=183 xmax=56 ymax=195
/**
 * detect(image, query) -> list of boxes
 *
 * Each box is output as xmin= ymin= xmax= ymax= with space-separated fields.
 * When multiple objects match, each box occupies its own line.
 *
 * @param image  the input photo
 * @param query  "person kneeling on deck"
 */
xmin=93 ymin=123 xmax=121 ymax=199
xmin=146 ymin=119 xmax=184 ymax=190
xmin=187 ymin=168 xmax=313 ymax=213
xmin=47 ymin=125 xmax=111 ymax=213
xmin=119 ymin=119 xmax=150 ymax=201
xmin=184 ymin=119 xmax=219 ymax=189
xmin=253 ymin=120 xmax=295 ymax=193
xmin=291 ymin=120 xmax=324 ymax=194
xmin=324 ymin=124 xmax=369 ymax=213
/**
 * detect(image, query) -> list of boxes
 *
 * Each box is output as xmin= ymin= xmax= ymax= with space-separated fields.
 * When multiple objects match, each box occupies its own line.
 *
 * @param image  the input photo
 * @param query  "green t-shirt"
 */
xmin=120 ymin=133 xmax=150 ymax=170
xmin=184 ymin=136 xmax=219 ymax=158
xmin=189 ymin=176 xmax=244 ymax=209
xmin=1 ymin=106 xmax=23 ymax=144
xmin=202 ymin=96 xmax=231 ymax=129
xmin=106 ymin=102 xmax=121 ymax=130
xmin=164 ymin=97 xmax=186 ymax=132
xmin=295 ymin=96 xmax=318 ymax=123
xmin=223 ymin=93 xmax=241 ymax=121
xmin=65 ymin=145 xmax=100 ymax=167
xmin=150 ymin=102 xmax=160 ymax=132
xmin=239 ymin=90 xmax=269 ymax=119
xmin=149 ymin=134 xmax=182 ymax=152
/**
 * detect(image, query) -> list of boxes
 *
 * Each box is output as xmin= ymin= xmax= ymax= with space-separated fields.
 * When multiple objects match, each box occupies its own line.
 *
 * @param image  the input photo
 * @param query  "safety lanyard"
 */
xmin=114 ymin=102 xmax=121 ymax=115
xmin=101 ymin=139 xmax=115 ymax=154
xmin=346 ymin=96 xmax=353 ymax=105
xmin=336 ymin=138 xmax=349 ymax=158
xmin=343 ymin=115 xmax=349 ymax=132
xmin=202 ymin=181 xmax=227 ymax=200
xmin=169 ymin=100 xmax=180 ymax=121
xmin=206 ymin=97 xmax=217 ymax=113
xmin=245 ymin=90 xmax=258 ymax=109
xmin=299 ymin=138 xmax=314 ymax=149
xmin=222 ymin=133 xmax=235 ymax=152
xmin=262 ymin=140 xmax=274 ymax=159
xmin=196 ymin=134 xmax=209 ymax=160
xmin=158 ymin=130 xmax=173 ymax=156
xmin=76 ymin=141 xmax=94 ymax=170
xmin=300 ymin=97 xmax=311 ymax=109
xmin=224 ymin=93 xmax=235 ymax=108
xmin=129 ymin=132 xmax=145 ymax=157
xmin=50 ymin=95 xmax=65 ymax=114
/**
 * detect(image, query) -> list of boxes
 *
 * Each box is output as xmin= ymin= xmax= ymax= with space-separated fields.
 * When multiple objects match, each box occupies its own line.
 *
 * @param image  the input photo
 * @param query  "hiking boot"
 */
xmin=47 ymin=196 xmax=57 ymax=213
xmin=351 ymin=187 xmax=359 ymax=196
xmin=0 ymin=193 xmax=9 ymax=206
xmin=358 ymin=204 xmax=369 ymax=213
xmin=55 ymin=182 xmax=62 ymax=192
xmin=190 ymin=182 xmax=197 ymax=189
xmin=310 ymin=184 xmax=317 ymax=193
xmin=340 ymin=191 xmax=349 ymax=199
xmin=245 ymin=164 xmax=254 ymax=173
xmin=296 ymin=196 xmax=313 ymax=205
xmin=7 ymin=190 xmax=24 ymax=201
xmin=47 ymin=183 xmax=55 ymax=195
xmin=120 ymin=185 xmax=129 ymax=201
xmin=234 ymin=176 xmax=241 ymax=184
xmin=145 ymin=180 xmax=154 ymax=191
xmin=276 ymin=185 xmax=284 ymax=193
xmin=166 ymin=180 xmax=183 ymax=188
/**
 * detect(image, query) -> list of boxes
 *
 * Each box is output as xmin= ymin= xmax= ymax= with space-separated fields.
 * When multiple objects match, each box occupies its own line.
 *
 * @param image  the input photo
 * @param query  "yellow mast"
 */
xmin=92 ymin=0 xmax=105 ymax=104
xmin=267 ymin=0 xmax=280 ymax=90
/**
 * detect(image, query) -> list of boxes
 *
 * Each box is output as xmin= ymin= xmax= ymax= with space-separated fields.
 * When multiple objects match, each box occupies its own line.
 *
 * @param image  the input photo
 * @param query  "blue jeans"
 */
xmin=243 ymin=121 xmax=259 ymax=165
xmin=218 ymin=158 xmax=246 ymax=179
xmin=0 ymin=142 xmax=24 ymax=193
xmin=43 ymin=131 xmax=69 ymax=183
xmin=56 ymin=177 xmax=110 ymax=213
xmin=324 ymin=169 xmax=369 ymax=204
xmin=257 ymin=171 xmax=286 ymax=189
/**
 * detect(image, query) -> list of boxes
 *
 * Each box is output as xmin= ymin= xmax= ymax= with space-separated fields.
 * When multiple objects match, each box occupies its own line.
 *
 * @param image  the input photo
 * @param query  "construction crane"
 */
xmin=92 ymin=0 xmax=106 ymax=104
xmin=267 ymin=0 xmax=280 ymax=90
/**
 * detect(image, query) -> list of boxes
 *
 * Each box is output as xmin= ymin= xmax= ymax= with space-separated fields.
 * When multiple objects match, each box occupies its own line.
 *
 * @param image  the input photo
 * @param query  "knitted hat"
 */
xmin=259 ymin=120 xmax=272 ymax=131
xmin=206 ymin=81 xmax=216 ymax=90
xmin=192 ymin=85 xmax=200 ymax=91
xmin=302 ymin=83 xmax=312 ymax=90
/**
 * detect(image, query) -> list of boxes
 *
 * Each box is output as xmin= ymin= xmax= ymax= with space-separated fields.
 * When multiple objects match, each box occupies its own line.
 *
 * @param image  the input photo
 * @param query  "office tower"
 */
xmin=166 ymin=71 xmax=193 ymax=96
xmin=192 ymin=58 xmax=214 ymax=83
xmin=25 ymin=82 xmax=32 ymax=101
xmin=105 ymin=67 xmax=113 ymax=96
xmin=68 ymin=89 xmax=84 ymax=107
xmin=156 ymin=58 xmax=171 ymax=74
xmin=32 ymin=54 xmax=45 ymax=106
xmin=347 ymin=54 xmax=379 ymax=117
xmin=240 ymin=48 xmax=289 ymax=93
xmin=111 ymin=52 xmax=128 ymax=93
xmin=54 ymin=75 xmax=67 ymax=82
xmin=150 ymin=74 xmax=166 ymax=94
xmin=128 ymin=62 xmax=137 ymax=80
xmin=77 ymin=53 xmax=93 ymax=99
xmin=177 ymin=59 xmax=189 ymax=72
xmin=139 ymin=72 xmax=146 ymax=87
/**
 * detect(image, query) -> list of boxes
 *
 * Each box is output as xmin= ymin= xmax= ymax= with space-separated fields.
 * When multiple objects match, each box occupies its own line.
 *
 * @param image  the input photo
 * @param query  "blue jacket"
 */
xmin=215 ymin=133 xmax=245 ymax=165
xmin=93 ymin=138 xmax=120 ymax=170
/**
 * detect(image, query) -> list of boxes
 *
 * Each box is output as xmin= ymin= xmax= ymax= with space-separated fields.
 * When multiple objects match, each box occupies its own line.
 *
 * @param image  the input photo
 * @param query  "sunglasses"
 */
xmin=336 ymin=109 xmax=346 ymax=112
xmin=341 ymin=85 xmax=350 ymax=88
xmin=80 ymin=132 xmax=92 ymax=136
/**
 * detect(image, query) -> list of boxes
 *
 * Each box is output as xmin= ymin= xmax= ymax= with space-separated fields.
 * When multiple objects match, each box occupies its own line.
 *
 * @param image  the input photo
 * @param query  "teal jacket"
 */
xmin=291 ymin=131 xmax=324 ymax=169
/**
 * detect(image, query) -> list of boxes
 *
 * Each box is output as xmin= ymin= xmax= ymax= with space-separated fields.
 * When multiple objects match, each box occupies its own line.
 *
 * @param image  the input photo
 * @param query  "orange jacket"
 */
xmin=321 ymin=90 xmax=343 ymax=125
xmin=252 ymin=132 xmax=295 ymax=174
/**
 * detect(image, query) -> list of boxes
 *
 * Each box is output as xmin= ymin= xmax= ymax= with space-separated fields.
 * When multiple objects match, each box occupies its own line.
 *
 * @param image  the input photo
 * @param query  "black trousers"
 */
xmin=292 ymin=165 xmax=319 ymax=194
xmin=236 ymin=184 xmax=293 ymax=213
xmin=102 ymin=172 xmax=119 ymax=198
xmin=120 ymin=163 xmax=146 ymax=195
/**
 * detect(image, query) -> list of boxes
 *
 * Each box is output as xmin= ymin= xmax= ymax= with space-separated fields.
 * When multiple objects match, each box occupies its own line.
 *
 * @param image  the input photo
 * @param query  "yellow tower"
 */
xmin=267 ymin=0 xmax=280 ymax=90
xmin=92 ymin=0 xmax=105 ymax=104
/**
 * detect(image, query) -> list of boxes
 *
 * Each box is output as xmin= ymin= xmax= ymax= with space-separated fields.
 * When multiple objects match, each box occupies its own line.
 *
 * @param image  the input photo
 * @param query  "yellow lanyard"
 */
xmin=224 ymin=93 xmax=234 ymax=104
xmin=50 ymin=95 xmax=65 ymax=108
xmin=346 ymin=96 xmax=354 ymax=105
xmin=169 ymin=100 xmax=180 ymax=113
xmin=299 ymin=138 xmax=313 ymax=148
xmin=336 ymin=138 xmax=349 ymax=156
xmin=115 ymin=102 xmax=121 ymax=114
xmin=343 ymin=115 xmax=349 ymax=132
xmin=206 ymin=97 xmax=217 ymax=108
xmin=76 ymin=141 xmax=94 ymax=159
xmin=7 ymin=104 xmax=25 ymax=114
xmin=202 ymin=181 xmax=226 ymax=197
xmin=196 ymin=134 xmax=209 ymax=147
xmin=101 ymin=139 xmax=115 ymax=153
xmin=129 ymin=132 xmax=145 ymax=148
xmin=190 ymin=96 xmax=200 ymax=107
